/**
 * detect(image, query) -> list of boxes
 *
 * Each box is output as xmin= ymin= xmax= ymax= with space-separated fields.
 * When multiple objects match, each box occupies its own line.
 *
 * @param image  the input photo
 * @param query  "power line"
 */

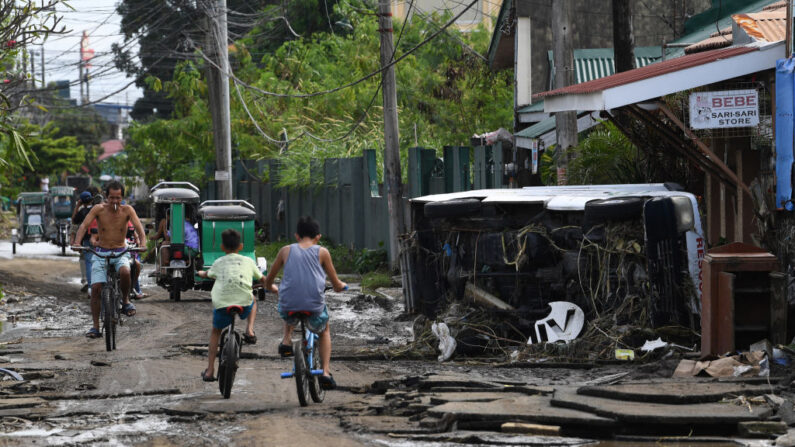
xmin=196 ymin=0 xmax=479 ymax=100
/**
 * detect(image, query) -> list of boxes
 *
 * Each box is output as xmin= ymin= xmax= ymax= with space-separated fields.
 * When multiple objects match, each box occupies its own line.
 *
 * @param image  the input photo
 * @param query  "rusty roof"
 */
xmin=685 ymin=9 xmax=786 ymax=54
xmin=535 ymin=45 xmax=757 ymax=100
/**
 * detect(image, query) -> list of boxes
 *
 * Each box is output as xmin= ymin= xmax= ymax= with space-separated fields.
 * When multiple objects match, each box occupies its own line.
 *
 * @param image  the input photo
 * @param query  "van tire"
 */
xmin=584 ymin=197 xmax=644 ymax=224
xmin=424 ymin=199 xmax=482 ymax=218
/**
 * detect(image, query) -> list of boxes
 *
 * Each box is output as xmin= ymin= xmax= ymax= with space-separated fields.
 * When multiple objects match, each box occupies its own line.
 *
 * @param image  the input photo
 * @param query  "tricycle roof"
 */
xmin=199 ymin=200 xmax=256 ymax=221
xmin=151 ymin=188 xmax=201 ymax=204
xmin=50 ymin=186 xmax=75 ymax=196
xmin=17 ymin=192 xmax=47 ymax=204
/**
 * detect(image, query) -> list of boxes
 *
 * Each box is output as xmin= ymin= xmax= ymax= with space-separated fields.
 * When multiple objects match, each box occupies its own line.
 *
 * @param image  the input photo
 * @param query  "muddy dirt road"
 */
xmin=1 ymin=246 xmax=779 ymax=446
xmin=0 ymin=248 xmax=421 ymax=446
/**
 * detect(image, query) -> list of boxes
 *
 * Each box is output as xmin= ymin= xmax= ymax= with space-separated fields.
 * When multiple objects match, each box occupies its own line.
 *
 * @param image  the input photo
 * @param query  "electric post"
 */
xmin=552 ymin=0 xmax=576 ymax=185
xmin=378 ymin=0 xmax=405 ymax=270
xmin=206 ymin=0 xmax=233 ymax=200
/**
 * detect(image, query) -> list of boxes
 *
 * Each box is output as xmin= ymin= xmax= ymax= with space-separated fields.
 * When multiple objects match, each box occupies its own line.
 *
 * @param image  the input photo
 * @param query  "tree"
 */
xmin=113 ymin=0 xmax=274 ymax=120
xmin=113 ymin=4 xmax=514 ymax=187
xmin=0 ymin=0 xmax=68 ymax=172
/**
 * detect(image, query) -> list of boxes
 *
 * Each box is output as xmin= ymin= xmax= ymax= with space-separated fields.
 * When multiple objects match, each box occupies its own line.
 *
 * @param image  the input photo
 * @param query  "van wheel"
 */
xmin=424 ymin=198 xmax=482 ymax=218
xmin=584 ymin=197 xmax=644 ymax=224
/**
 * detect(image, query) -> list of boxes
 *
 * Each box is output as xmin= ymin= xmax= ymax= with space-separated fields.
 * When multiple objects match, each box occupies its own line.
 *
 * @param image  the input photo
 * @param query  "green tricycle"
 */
xmin=194 ymin=200 xmax=267 ymax=300
xmin=49 ymin=186 xmax=75 ymax=255
xmin=150 ymin=182 xmax=202 ymax=302
xmin=11 ymin=192 xmax=50 ymax=255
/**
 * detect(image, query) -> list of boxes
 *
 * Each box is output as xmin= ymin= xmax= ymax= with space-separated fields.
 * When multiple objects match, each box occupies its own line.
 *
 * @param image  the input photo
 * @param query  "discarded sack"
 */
xmin=431 ymin=322 xmax=456 ymax=362
xmin=673 ymin=351 xmax=767 ymax=378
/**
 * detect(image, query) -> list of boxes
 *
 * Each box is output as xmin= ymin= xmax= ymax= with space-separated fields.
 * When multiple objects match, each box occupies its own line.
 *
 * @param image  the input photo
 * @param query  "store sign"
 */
xmin=689 ymin=89 xmax=759 ymax=129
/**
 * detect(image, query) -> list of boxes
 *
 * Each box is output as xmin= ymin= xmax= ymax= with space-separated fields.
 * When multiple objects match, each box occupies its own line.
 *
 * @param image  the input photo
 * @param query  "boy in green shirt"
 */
xmin=197 ymin=229 xmax=265 ymax=381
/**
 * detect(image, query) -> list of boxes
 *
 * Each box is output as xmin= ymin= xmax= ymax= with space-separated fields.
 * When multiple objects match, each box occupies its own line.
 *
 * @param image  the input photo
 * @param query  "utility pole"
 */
xmin=40 ymin=47 xmax=45 ymax=87
xmin=552 ymin=0 xmax=576 ymax=185
xmin=206 ymin=0 xmax=233 ymax=200
xmin=612 ymin=0 xmax=635 ymax=73
xmin=30 ymin=50 xmax=35 ymax=89
xmin=78 ymin=53 xmax=84 ymax=103
xmin=378 ymin=0 xmax=405 ymax=270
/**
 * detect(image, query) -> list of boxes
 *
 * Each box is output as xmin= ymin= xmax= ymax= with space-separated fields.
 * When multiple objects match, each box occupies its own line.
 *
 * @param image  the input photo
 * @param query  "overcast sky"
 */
xmin=40 ymin=0 xmax=142 ymax=106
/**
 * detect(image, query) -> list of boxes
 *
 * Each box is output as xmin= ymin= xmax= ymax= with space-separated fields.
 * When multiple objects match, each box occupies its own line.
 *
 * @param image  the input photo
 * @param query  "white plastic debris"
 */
xmin=641 ymin=337 xmax=668 ymax=352
xmin=431 ymin=322 xmax=456 ymax=362
xmin=529 ymin=301 xmax=585 ymax=344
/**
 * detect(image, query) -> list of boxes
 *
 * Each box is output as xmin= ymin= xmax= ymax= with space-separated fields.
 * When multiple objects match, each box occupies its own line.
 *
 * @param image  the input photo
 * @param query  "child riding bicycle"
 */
xmin=264 ymin=216 xmax=347 ymax=390
xmin=197 ymin=229 xmax=264 ymax=382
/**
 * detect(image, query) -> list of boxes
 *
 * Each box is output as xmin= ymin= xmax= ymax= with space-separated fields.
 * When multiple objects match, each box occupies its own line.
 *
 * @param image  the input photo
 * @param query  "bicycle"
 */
xmin=280 ymin=285 xmax=346 ymax=407
xmin=217 ymin=305 xmax=244 ymax=399
xmin=280 ymin=311 xmax=326 ymax=406
xmin=73 ymin=246 xmax=145 ymax=352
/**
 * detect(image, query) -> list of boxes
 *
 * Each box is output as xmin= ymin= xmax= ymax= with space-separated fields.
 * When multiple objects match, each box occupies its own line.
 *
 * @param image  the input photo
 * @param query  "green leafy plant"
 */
xmin=361 ymin=271 xmax=393 ymax=292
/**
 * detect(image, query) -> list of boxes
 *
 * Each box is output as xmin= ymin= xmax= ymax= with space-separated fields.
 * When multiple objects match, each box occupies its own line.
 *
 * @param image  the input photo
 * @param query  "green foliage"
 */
xmin=353 ymin=248 xmax=388 ymax=273
xmin=121 ymin=2 xmax=513 ymax=187
xmin=255 ymin=239 xmax=291 ymax=266
xmin=541 ymin=120 xmax=645 ymax=185
xmin=361 ymin=271 xmax=392 ymax=292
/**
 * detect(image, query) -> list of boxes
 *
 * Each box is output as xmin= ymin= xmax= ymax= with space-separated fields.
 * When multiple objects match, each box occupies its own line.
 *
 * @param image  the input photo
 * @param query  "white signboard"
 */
xmin=689 ymin=89 xmax=759 ymax=129
xmin=214 ymin=170 xmax=230 ymax=181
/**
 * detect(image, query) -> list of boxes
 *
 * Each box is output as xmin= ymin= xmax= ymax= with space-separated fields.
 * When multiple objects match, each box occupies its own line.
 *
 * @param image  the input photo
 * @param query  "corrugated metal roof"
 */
xmin=535 ymin=45 xmax=758 ymax=99
xmin=514 ymin=115 xmax=556 ymax=138
xmin=517 ymin=101 xmax=545 ymax=114
xmin=548 ymin=47 xmax=661 ymax=85
xmin=685 ymin=10 xmax=785 ymax=54
xmin=666 ymin=0 xmax=780 ymax=59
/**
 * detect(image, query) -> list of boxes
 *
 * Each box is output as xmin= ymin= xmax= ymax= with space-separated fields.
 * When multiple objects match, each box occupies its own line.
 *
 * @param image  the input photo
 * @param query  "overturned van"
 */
xmin=403 ymin=184 xmax=705 ymax=336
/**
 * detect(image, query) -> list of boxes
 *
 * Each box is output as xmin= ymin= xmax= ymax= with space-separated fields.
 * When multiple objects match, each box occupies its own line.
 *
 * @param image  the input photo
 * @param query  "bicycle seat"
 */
xmin=287 ymin=311 xmax=313 ymax=317
xmin=225 ymin=305 xmax=244 ymax=315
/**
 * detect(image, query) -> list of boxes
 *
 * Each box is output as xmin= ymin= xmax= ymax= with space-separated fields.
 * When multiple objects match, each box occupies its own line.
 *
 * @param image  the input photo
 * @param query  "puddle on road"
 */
xmin=329 ymin=288 xmax=412 ymax=347
xmin=2 ymin=413 xmax=245 ymax=446
xmin=0 ymin=293 xmax=86 ymax=338
xmin=0 ymin=241 xmax=80 ymax=262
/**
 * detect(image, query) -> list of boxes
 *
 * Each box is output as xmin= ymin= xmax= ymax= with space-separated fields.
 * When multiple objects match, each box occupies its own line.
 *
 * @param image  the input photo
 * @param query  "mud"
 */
xmin=0 ymin=247 xmax=781 ymax=446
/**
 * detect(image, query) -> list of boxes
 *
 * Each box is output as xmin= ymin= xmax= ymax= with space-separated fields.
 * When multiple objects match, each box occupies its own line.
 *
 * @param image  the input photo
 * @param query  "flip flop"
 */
xmin=200 ymin=369 xmax=216 ymax=382
xmin=85 ymin=328 xmax=101 ymax=339
xmin=243 ymin=333 xmax=257 ymax=345
xmin=318 ymin=374 xmax=336 ymax=390
xmin=121 ymin=303 xmax=136 ymax=316
xmin=278 ymin=343 xmax=293 ymax=357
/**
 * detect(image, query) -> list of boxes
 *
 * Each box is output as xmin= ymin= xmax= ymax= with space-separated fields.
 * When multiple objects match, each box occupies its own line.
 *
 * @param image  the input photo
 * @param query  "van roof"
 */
xmin=411 ymin=183 xmax=694 ymax=211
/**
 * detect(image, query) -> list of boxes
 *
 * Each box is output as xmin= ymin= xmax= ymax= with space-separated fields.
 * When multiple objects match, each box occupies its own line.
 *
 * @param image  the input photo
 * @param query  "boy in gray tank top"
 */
xmin=264 ymin=216 xmax=347 ymax=390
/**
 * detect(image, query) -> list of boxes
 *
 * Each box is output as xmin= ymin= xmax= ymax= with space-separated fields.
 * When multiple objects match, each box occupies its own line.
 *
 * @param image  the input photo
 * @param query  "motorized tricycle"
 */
xmin=194 ymin=200 xmax=267 ymax=299
xmin=49 ymin=186 xmax=75 ymax=255
xmin=150 ymin=182 xmax=201 ymax=302
xmin=11 ymin=192 xmax=50 ymax=255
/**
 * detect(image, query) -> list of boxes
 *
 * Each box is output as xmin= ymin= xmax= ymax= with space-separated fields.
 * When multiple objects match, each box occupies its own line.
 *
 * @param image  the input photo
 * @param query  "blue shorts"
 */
xmin=213 ymin=302 xmax=254 ymax=330
xmin=279 ymin=304 xmax=329 ymax=333
xmin=91 ymin=248 xmax=131 ymax=285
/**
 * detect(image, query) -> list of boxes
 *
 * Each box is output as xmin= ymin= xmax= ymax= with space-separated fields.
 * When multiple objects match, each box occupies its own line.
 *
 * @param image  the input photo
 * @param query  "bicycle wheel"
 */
xmin=293 ymin=340 xmax=309 ymax=406
xmin=308 ymin=338 xmax=325 ymax=403
xmin=101 ymin=287 xmax=114 ymax=352
xmin=218 ymin=330 xmax=238 ymax=399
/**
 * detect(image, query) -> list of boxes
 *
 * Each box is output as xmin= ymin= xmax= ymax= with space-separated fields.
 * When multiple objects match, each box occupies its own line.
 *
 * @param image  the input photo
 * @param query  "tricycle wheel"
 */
xmin=61 ymin=244 xmax=66 ymax=255
xmin=170 ymin=288 xmax=181 ymax=302
xmin=11 ymin=243 xmax=15 ymax=255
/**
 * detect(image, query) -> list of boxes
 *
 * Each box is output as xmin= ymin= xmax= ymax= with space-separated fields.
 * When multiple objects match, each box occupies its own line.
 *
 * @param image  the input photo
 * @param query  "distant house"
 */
xmin=98 ymin=139 xmax=124 ymax=161
xmin=392 ymin=0 xmax=503 ymax=32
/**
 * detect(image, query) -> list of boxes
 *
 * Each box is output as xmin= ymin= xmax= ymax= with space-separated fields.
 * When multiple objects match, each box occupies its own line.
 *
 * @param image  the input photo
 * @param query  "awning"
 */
xmin=536 ymin=41 xmax=784 ymax=113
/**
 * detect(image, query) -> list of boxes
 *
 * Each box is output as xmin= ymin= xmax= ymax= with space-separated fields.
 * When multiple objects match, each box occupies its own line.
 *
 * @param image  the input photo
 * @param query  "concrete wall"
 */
xmin=527 ymin=0 xmax=711 ymax=97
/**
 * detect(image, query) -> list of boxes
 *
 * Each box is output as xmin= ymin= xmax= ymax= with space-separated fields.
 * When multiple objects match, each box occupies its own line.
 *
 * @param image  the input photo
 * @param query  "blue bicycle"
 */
xmin=280 ymin=311 xmax=325 ymax=406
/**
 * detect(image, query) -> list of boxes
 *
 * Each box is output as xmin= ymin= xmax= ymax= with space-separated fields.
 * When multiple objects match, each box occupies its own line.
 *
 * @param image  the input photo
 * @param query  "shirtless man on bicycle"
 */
xmin=72 ymin=181 xmax=147 ymax=338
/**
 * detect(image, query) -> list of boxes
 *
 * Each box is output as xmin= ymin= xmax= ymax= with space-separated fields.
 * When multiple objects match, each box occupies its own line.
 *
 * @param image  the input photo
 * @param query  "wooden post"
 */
xmin=552 ymin=0 xmax=577 ymax=185
xmin=378 ymin=0 xmax=405 ymax=269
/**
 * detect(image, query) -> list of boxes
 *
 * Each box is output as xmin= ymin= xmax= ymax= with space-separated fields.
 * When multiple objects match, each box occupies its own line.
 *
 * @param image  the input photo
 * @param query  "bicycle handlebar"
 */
xmin=71 ymin=246 xmax=146 ymax=258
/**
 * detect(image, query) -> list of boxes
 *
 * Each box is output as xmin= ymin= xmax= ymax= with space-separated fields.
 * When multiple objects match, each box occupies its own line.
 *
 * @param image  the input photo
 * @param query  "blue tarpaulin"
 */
xmin=776 ymin=57 xmax=795 ymax=210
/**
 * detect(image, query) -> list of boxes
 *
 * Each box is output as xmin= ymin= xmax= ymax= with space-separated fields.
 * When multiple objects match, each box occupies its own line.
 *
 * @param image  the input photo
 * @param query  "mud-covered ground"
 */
xmin=0 ymin=242 xmax=650 ymax=447
xmin=0 ymin=241 xmax=770 ymax=447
